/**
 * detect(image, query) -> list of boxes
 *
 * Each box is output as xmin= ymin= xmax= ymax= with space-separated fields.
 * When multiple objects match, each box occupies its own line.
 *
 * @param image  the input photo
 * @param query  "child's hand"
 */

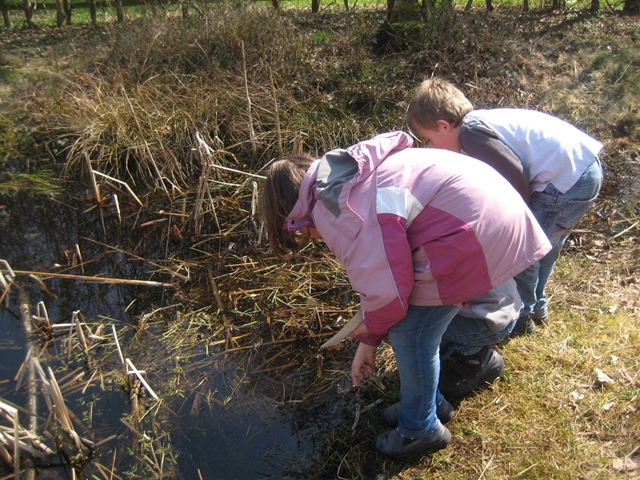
xmin=351 ymin=343 xmax=377 ymax=386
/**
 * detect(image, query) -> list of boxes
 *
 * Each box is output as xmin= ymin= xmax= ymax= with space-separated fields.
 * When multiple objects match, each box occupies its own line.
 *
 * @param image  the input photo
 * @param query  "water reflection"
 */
xmin=0 ymin=189 xmax=356 ymax=479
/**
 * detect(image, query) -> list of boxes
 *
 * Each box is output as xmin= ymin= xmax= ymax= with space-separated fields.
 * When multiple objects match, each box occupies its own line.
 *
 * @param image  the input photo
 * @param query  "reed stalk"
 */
xmin=12 ymin=270 xmax=174 ymax=288
xmin=241 ymin=40 xmax=257 ymax=159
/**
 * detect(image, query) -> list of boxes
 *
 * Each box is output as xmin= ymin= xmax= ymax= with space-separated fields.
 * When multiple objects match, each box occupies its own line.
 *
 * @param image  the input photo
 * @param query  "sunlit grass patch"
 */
xmin=390 ymin=309 xmax=638 ymax=479
xmin=2 ymin=2 xmax=184 ymax=29
xmin=0 ymin=171 xmax=63 ymax=195
xmin=533 ymin=25 xmax=640 ymax=141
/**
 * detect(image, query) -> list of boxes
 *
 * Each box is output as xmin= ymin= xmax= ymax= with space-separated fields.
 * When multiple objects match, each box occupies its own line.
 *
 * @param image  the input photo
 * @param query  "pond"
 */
xmin=0 ymin=187 xmax=359 ymax=479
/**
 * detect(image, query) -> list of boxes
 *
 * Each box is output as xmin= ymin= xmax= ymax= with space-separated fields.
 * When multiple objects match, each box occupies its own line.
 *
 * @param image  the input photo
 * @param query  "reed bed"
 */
xmin=0 ymin=168 xmax=368 ymax=477
xmin=1 ymin=256 xmax=187 ymax=477
xmin=0 ymin=327 xmax=107 ymax=476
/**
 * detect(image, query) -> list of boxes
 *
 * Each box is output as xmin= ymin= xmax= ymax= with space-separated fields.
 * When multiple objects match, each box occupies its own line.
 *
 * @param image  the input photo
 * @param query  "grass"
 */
xmin=0 ymin=171 xmax=63 ymax=195
xmin=1 ymin=3 xmax=185 ymax=29
xmin=0 ymin=1 xmax=639 ymax=478
xmin=312 ymin=248 xmax=640 ymax=479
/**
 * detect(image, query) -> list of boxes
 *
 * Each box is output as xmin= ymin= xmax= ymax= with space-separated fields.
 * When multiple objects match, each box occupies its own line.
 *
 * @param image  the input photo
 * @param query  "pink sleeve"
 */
xmin=354 ymin=213 xmax=415 ymax=346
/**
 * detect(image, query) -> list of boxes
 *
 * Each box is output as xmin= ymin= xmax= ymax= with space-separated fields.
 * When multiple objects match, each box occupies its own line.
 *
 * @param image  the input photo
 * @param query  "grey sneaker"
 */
xmin=373 ymin=424 xmax=451 ymax=458
xmin=379 ymin=399 xmax=455 ymax=428
xmin=510 ymin=314 xmax=536 ymax=336
xmin=439 ymin=346 xmax=505 ymax=398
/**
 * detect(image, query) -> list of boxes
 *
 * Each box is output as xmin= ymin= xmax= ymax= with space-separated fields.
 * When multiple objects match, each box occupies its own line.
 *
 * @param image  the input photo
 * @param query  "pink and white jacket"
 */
xmin=285 ymin=132 xmax=551 ymax=346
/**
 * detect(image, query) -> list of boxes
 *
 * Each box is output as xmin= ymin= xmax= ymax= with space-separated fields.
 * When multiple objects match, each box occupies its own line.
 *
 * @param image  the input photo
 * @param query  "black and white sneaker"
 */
xmin=510 ymin=314 xmax=536 ymax=336
xmin=532 ymin=310 xmax=549 ymax=325
xmin=439 ymin=346 xmax=505 ymax=398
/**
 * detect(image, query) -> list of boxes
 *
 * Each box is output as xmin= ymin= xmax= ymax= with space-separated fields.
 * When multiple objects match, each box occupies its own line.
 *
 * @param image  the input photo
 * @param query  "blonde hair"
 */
xmin=406 ymin=78 xmax=474 ymax=132
xmin=260 ymin=155 xmax=315 ymax=259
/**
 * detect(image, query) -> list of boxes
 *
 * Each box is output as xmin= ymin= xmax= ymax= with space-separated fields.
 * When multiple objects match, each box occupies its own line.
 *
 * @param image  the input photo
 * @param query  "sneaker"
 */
xmin=532 ymin=310 xmax=549 ymax=325
xmin=510 ymin=314 xmax=536 ymax=336
xmin=439 ymin=346 xmax=505 ymax=398
xmin=379 ymin=398 xmax=455 ymax=428
xmin=373 ymin=425 xmax=451 ymax=459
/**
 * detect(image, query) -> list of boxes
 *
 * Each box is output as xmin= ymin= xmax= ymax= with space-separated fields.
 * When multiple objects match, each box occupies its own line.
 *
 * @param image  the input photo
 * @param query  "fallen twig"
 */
xmin=12 ymin=270 xmax=174 ymax=288
xmin=92 ymin=170 xmax=143 ymax=206
xmin=125 ymin=359 xmax=159 ymax=402
xmin=80 ymin=237 xmax=190 ymax=282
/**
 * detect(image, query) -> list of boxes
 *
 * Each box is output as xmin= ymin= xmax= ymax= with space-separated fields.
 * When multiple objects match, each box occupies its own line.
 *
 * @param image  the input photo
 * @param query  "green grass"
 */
xmin=1 ymin=2 xmax=185 ymax=29
xmin=311 ymin=28 xmax=333 ymax=44
xmin=0 ymin=0 xmax=619 ymax=31
xmin=0 ymin=171 xmax=63 ymax=195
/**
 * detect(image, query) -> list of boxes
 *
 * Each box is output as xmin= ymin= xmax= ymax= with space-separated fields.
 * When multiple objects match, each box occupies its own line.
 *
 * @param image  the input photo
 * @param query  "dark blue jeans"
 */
xmin=515 ymin=159 xmax=603 ymax=318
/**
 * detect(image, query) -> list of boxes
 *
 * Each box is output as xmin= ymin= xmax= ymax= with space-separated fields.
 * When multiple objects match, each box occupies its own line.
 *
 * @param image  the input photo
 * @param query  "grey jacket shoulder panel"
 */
xmin=459 ymin=120 xmax=531 ymax=205
xmin=316 ymin=149 xmax=359 ymax=217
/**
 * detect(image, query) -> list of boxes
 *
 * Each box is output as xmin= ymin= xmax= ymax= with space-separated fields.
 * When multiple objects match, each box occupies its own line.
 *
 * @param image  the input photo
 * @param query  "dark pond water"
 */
xmin=0 ymin=188 xmax=355 ymax=479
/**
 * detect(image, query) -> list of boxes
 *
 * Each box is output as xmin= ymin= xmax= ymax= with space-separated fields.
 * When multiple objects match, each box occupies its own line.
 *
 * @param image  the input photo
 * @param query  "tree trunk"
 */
xmin=23 ymin=0 xmax=34 ymax=27
xmin=89 ymin=0 xmax=96 ymax=24
xmin=551 ymin=0 xmax=564 ymax=10
xmin=311 ymin=0 xmax=319 ymax=12
xmin=181 ymin=0 xmax=189 ymax=17
xmin=63 ymin=0 xmax=72 ymax=24
xmin=523 ymin=0 xmax=529 ymax=12
xmin=271 ymin=0 xmax=279 ymax=8
xmin=1 ymin=0 xmax=12 ymax=28
xmin=486 ymin=0 xmax=493 ymax=11
xmin=115 ymin=0 xmax=124 ymax=22
xmin=343 ymin=0 xmax=349 ymax=11
xmin=422 ymin=0 xmax=433 ymax=17
xmin=386 ymin=0 xmax=395 ymax=19
xmin=55 ymin=0 xmax=65 ymax=26
xmin=623 ymin=0 xmax=639 ymax=13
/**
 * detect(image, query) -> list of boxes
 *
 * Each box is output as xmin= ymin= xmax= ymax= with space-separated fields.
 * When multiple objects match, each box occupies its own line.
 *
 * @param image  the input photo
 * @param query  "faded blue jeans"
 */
xmin=388 ymin=304 xmax=461 ymax=439
xmin=515 ymin=158 xmax=603 ymax=318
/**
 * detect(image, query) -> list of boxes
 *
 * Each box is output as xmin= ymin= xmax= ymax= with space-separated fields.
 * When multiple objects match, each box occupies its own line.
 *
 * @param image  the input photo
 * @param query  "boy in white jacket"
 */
xmin=406 ymin=78 xmax=603 ymax=335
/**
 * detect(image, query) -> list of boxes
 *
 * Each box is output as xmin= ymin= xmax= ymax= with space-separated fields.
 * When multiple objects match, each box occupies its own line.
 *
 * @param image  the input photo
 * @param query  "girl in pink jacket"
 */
xmin=261 ymin=131 xmax=550 ymax=459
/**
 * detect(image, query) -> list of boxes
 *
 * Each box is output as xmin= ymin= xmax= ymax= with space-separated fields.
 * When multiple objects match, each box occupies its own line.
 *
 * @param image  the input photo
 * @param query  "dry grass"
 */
xmin=307 ymin=244 xmax=639 ymax=479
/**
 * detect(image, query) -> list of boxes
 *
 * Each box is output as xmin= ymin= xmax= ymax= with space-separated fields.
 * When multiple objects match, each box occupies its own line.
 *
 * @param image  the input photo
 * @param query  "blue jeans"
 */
xmin=388 ymin=304 xmax=461 ymax=439
xmin=440 ymin=315 xmax=516 ymax=358
xmin=515 ymin=159 xmax=603 ymax=318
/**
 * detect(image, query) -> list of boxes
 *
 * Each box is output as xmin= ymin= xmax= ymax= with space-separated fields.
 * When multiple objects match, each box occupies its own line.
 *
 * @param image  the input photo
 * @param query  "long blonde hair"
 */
xmin=260 ymin=155 xmax=315 ymax=259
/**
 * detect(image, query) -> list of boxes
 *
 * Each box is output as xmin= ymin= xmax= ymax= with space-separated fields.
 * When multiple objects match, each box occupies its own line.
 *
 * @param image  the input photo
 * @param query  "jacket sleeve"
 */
xmin=352 ymin=212 xmax=416 ymax=346
xmin=459 ymin=124 xmax=531 ymax=205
